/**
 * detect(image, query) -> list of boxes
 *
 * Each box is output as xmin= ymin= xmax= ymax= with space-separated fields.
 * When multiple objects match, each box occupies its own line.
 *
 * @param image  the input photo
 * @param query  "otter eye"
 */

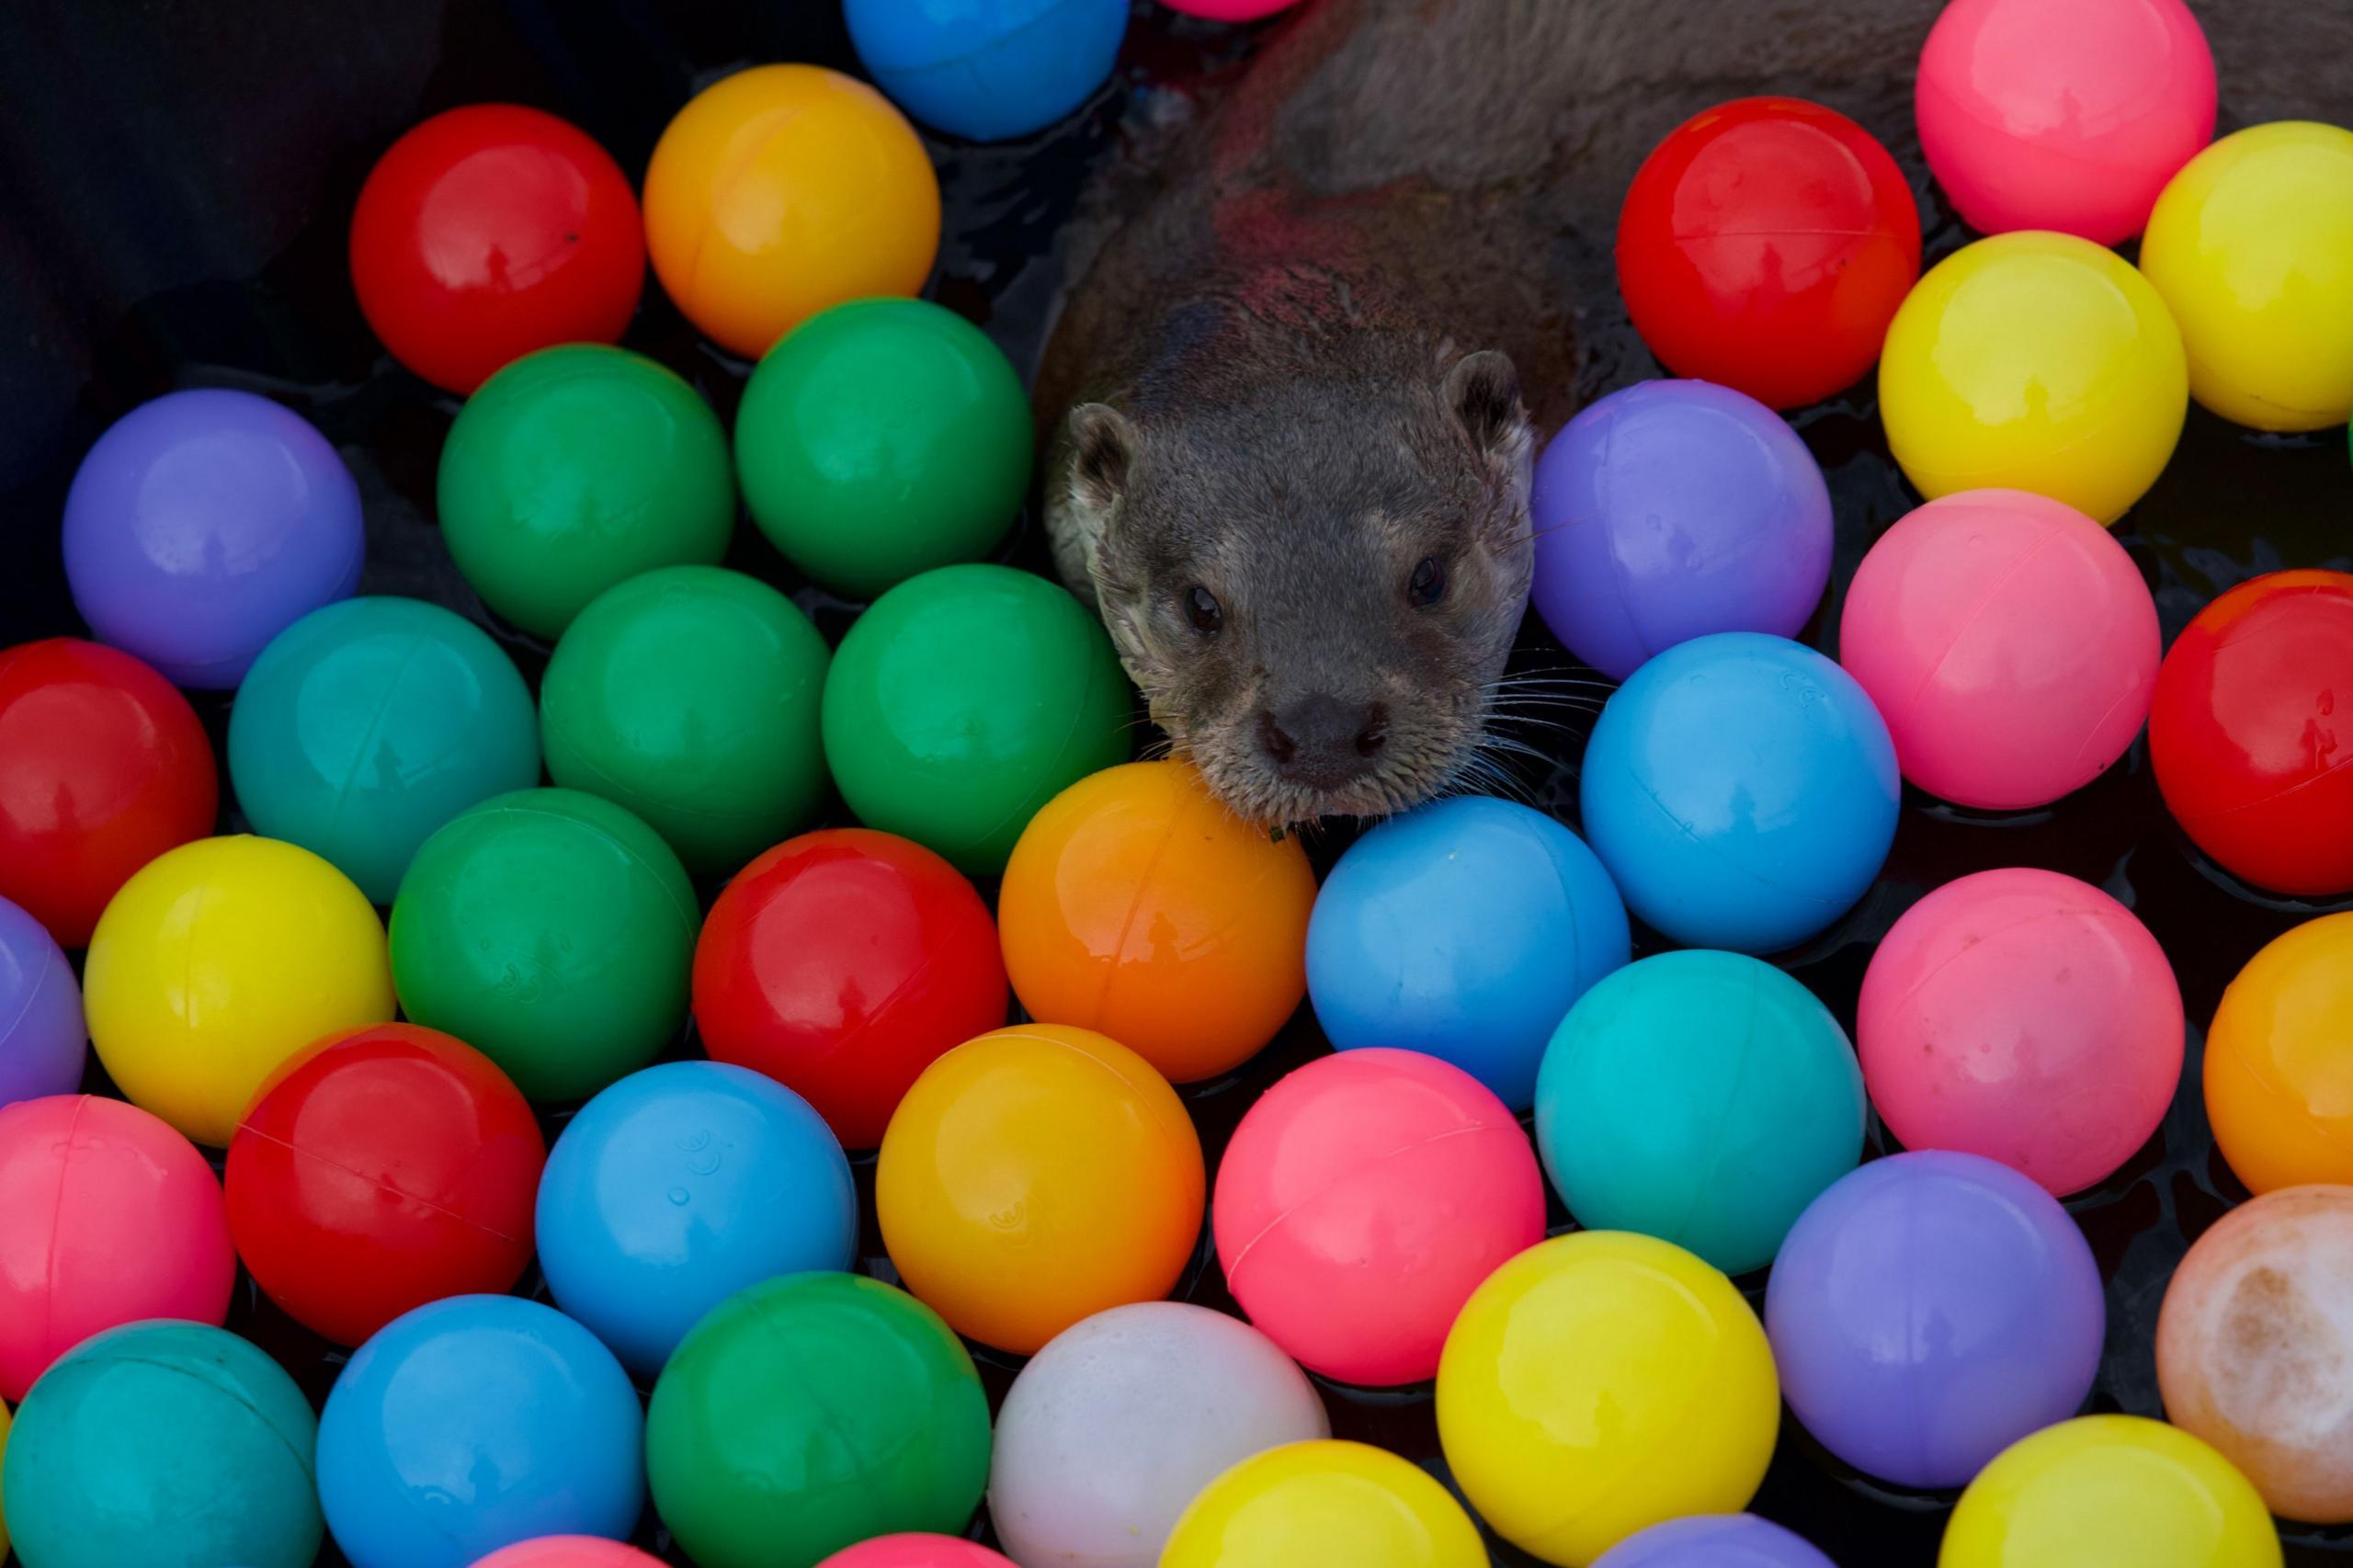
xmin=1408 ymin=555 xmax=1447 ymax=608
xmin=1185 ymin=585 xmax=1223 ymax=636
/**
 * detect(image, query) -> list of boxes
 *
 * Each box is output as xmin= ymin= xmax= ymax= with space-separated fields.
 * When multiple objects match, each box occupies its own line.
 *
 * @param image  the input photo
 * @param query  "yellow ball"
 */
xmin=2141 ymin=121 xmax=2353 ymax=432
xmin=1941 ymin=1415 xmax=2283 ymax=1568
xmin=1879 ymin=231 xmax=2187 ymax=524
xmin=1435 ymin=1231 xmax=1778 ymax=1566
xmin=1159 ymin=1439 xmax=1487 ymax=1568
xmin=84 ymin=835 xmax=393 ymax=1146
xmin=643 ymin=63 xmax=940 ymax=359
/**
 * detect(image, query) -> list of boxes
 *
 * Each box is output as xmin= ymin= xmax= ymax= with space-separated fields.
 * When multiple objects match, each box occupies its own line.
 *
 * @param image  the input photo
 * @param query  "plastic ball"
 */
xmin=436 ymin=345 xmax=734 ymax=642
xmin=1838 ymin=490 xmax=2160 ymax=810
xmin=0 ymin=1095 xmax=235 ymax=1402
xmin=1879 ymin=231 xmax=2187 ymax=524
xmin=645 ymin=1272 xmax=990 ymax=1568
xmin=997 ymin=762 xmax=1315 ymax=1081
xmin=1859 ymin=869 xmax=2182 ymax=1195
xmin=1437 ymin=1231 xmax=1780 ymax=1565
xmin=317 ymin=1295 xmax=645 ymax=1568
xmin=1766 ymin=1151 xmax=2105 ymax=1492
xmin=1214 ymin=1049 xmax=1544 ymax=1386
xmin=0 ymin=1398 xmax=9 ymax=1559
xmin=1305 ymin=795 xmax=1629 ymax=1111
xmin=692 ymin=828 xmax=1008 ymax=1149
xmin=822 ymin=565 xmax=1130 ymax=877
xmin=818 ymin=1538 xmax=1015 ymax=1568
xmin=540 ymin=566 xmax=830 ymax=875
xmin=537 ymin=1061 xmax=858 ymax=1376
xmin=469 ymin=1540 xmax=665 ymax=1568
xmin=988 ymin=1301 xmax=1330 ymax=1568
xmin=738 ymin=300 xmax=1032 ymax=599
xmin=2149 ymin=570 xmax=2353 ymax=896
xmin=225 ymin=1022 xmax=546 ymax=1346
xmin=847 ymin=0 xmax=1126 ymax=142
xmin=1939 ymin=1415 xmax=2281 ymax=1568
xmin=1593 ymin=1517 xmax=1836 ymax=1568
xmin=390 ymin=789 xmax=698 ymax=1103
xmin=1915 ymin=0 xmax=2216 ymax=244
xmin=2140 ymin=121 xmax=2353 ymax=431
xmin=0 ymin=639 xmax=217 ymax=946
xmin=877 ymin=1024 xmax=1204 ymax=1355
xmin=1579 ymin=633 xmax=1898 ymax=954
xmin=1 ymin=1321 xmax=323 ymax=1568
xmin=1616 ymin=98 xmax=1920 ymax=409
xmin=1536 ymin=950 xmax=1865 ymax=1276
xmin=229 ymin=596 xmax=540 ymax=903
xmin=1529 ymin=380 xmax=1834 ymax=682
xmin=2204 ymin=914 xmax=2353 ymax=1194
xmin=1159 ymin=1439 xmax=1486 ymax=1568
xmin=1161 ymin=0 xmax=1301 ymax=17
xmin=0 ymin=893 xmax=85 ymax=1108
xmin=85 ymin=835 xmax=394 ymax=1145
xmin=63 ymin=389 xmax=364 ymax=687
xmin=643 ymin=64 xmax=940 ymax=359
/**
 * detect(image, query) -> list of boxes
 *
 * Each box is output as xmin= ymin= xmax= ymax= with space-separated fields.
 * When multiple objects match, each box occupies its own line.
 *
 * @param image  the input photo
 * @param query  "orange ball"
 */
xmin=2204 ymin=913 xmax=2353 ymax=1194
xmin=875 ymin=1025 xmax=1204 ymax=1356
xmin=642 ymin=64 xmax=939 ymax=359
xmin=997 ymin=763 xmax=1316 ymax=1082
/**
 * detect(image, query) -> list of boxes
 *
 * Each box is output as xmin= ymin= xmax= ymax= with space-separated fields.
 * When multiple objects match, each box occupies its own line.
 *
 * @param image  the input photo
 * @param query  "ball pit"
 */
xmin=0 ymin=893 xmax=85 ymax=1107
xmin=877 ymin=1024 xmax=1204 ymax=1356
xmin=1536 ymin=949 xmax=1865 ymax=1276
xmin=1529 ymin=380 xmax=1834 ymax=681
xmin=817 ymin=1537 xmax=1016 ymax=1568
xmin=1593 ymin=1516 xmax=1836 ymax=1568
xmin=846 ymin=0 xmax=1128 ymax=142
xmin=1159 ymin=1439 xmax=1486 ymax=1568
xmin=1616 ymin=97 xmax=1920 ymax=409
xmin=469 ymin=1540 xmax=665 ymax=1568
xmin=229 ymin=596 xmax=540 ymax=903
xmin=2205 ymin=914 xmax=2353 ymax=1194
xmin=536 ymin=1061 xmax=858 ymax=1376
xmin=63 ymin=388 xmax=364 ymax=687
xmin=225 ymin=1022 xmax=546 ymax=1346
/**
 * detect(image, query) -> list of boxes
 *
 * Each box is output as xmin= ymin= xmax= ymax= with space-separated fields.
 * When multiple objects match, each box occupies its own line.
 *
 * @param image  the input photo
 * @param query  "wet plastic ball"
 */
xmin=846 ymin=0 xmax=1128 ymax=142
xmin=1160 ymin=1440 xmax=1486 ymax=1568
xmin=2205 ymin=914 xmax=2353 ymax=1195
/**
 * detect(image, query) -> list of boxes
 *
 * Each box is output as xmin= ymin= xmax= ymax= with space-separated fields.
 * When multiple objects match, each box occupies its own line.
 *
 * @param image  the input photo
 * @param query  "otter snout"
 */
xmin=1258 ymin=694 xmax=1390 ymax=792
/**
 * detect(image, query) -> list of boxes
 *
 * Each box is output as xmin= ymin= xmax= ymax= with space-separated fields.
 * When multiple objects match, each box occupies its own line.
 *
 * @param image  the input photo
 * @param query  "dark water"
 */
xmin=3 ymin=2 xmax=2351 ymax=1565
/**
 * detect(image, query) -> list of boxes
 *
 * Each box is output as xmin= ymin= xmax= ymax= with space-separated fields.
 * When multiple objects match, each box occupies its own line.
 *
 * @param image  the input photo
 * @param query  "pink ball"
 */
xmin=1212 ymin=1048 xmax=1545 ymax=1387
xmin=1838 ymin=490 xmax=2159 ymax=812
xmin=1915 ymin=0 xmax=2216 ymax=244
xmin=815 ymin=1536 xmax=1014 ymax=1568
xmin=1160 ymin=0 xmax=1301 ymax=19
xmin=0 ymin=1094 xmax=236 ymax=1400
xmin=470 ymin=1540 xmax=665 ymax=1568
xmin=1859 ymin=869 xmax=2184 ymax=1196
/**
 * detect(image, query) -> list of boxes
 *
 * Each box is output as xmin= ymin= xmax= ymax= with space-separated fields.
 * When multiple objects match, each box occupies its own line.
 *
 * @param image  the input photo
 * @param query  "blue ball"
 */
xmin=316 ymin=1295 xmax=645 ymax=1568
xmin=1306 ymin=795 xmax=1631 ymax=1110
xmin=1534 ymin=950 xmax=1866 ymax=1275
xmin=846 ymin=0 xmax=1130 ymax=142
xmin=536 ymin=1060 xmax=859 ymax=1376
xmin=1579 ymin=632 xmax=1898 ymax=953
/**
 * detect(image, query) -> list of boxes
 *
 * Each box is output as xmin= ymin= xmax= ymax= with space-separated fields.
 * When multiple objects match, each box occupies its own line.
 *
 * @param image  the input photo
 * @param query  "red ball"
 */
xmin=1616 ymin=97 xmax=1922 ymax=409
xmin=2151 ymin=570 xmax=2353 ymax=897
xmin=0 ymin=638 xmax=217 ymax=947
xmin=349 ymin=104 xmax=644 ymax=394
xmin=225 ymin=1022 xmax=546 ymax=1346
xmin=694 ymin=828 xmax=1009 ymax=1149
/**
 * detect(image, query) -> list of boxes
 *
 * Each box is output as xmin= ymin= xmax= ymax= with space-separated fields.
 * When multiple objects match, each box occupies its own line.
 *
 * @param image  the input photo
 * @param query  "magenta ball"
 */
xmin=1859 ymin=868 xmax=2183 ymax=1196
xmin=1593 ymin=1515 xmax=1836 ymax=1567
xmin=1530 ymin=381 xmax=1832 ymax=681
xmin=815 ymin=1536 xmax=1014 ymax=1568
xmin=1211 ymin=1048 xmax=1545 ymax=1387
xmin=63 ymin=390 xmax=365 ymax=688
xmin=1159 ymin=0 xmax=1300 ymax=17
xmin=1839 ymin=490 xmax=2159 ymax=811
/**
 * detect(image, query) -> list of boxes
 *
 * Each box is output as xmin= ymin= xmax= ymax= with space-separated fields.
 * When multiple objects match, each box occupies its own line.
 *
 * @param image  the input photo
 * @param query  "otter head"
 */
xmin=1063 ymin=347 xmax=1534 ymax=827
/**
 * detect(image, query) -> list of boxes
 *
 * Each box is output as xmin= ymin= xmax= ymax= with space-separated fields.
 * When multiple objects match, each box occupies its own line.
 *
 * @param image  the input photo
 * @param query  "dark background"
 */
xmin=3 ymin=1 xmax=2351 ymax=1564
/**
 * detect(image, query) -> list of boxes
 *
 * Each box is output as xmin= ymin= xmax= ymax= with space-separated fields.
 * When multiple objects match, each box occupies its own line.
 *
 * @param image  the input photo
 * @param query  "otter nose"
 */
xmin=1260 ymin=696 xmax=1388 ymax=790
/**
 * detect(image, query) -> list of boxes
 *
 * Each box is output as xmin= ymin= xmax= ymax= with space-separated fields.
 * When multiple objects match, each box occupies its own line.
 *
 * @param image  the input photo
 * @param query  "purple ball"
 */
xmin=63 ymin=389 xmax=364 ymax=687
xmin=1595 ymin=1515 xmax=1836 ymax=1568
xmin=1530 ymin=380 xmax=1832 ymax=682
xmin=1765 ymin=1150 xmax=2104 ymax=1491
xmin=0 ymin=893 xmax=85 ymax=1108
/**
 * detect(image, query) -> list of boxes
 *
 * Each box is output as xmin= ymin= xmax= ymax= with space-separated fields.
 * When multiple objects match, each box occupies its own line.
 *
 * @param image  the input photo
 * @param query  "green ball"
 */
xmin=389 ymin=787 xmax=699 ymax=1101
xmin=438 ymin=344 xmax=735 ymax=640
xmin=541 ymin=565 xmax=831 ymax=875
xmin=646 ymin=1271 xmax=991 ymax=1568
xmin=822 ymin=564 xmax=1131 ymax=876
xmin=735 ymin=299 xmax=1031 ymax=600
xmin=2 ymin=1321 xmax=322 ymax=1568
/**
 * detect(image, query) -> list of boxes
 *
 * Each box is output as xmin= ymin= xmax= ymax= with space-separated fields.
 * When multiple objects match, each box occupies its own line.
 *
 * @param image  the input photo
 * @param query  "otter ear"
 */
xmin=1067 ymin=403 xmax=1138 ymax=516
xmin=1441 ymin=349 xmax=1529 ymax=468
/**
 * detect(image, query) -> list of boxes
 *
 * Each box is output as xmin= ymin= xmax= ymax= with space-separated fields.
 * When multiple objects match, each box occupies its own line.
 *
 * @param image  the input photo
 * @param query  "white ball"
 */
xmin=988 ymin=1301 xmax=1331 ymax=1567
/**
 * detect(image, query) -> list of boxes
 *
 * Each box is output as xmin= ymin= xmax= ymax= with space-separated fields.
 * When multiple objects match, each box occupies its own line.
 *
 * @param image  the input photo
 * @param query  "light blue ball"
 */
xmin=1534 ymin=949 xmax=1866 ymax=1275
xmin=536 ymin=1061 xmax=859 ymax=1376
xmin=1578 ymin=631 xmax=1898 ymax=953
xmin=1306 ymin=795 xmax=1631 ymax=1110
xmin=316 ymin=1295 xmax=645 ymax=1568
xmin=846 ymin=0 xmax=1130 ymax=142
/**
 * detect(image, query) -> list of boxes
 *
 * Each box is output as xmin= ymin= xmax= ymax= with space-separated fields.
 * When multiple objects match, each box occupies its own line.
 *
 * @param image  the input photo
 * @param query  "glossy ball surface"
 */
xmin=469 ymin=1540 xmax=665 ymax=1568
xmin=845 ymin=0 xmax=1127 ymax=142
xmin=0 ymin=893 xmax=85 ymax=1108
xmin=1159 ymin=1440 xmax=1486 ymax=1568
xmin=817 ymin=1538 xmax=1015 ymax=1568
xmin=2205 ymin=914 xmax=2353 ymax=1195
xmin=1593 ymin=1516 xmax=1836 ymax=1568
